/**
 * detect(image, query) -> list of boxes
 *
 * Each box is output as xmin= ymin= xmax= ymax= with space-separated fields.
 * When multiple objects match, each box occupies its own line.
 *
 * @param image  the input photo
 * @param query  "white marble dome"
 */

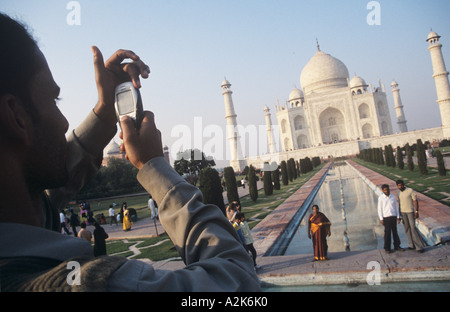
xmin=349 ymin=75 xmax=367 ymax=89
xmin=289 ymin=87 xmax=304 ymax=101
xmin=300 ymin=50 xmax=349 ymax=95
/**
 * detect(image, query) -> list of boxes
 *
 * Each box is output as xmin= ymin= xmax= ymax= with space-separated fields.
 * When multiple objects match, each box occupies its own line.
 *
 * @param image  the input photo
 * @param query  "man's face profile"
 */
xmin=24 ymin=48 xmax=69 ymax=191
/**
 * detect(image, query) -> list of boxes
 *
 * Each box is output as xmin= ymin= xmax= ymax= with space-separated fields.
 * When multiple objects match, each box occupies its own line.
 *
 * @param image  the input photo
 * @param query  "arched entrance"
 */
xmin=319 ymin=107 xmax=348 ymax=144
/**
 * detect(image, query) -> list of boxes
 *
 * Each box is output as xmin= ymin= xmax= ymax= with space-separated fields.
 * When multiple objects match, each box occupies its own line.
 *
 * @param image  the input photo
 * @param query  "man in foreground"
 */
xmin=396 ymin=180 xmax=426 ymax=253
xmin=0 ymin=13 xmax=260 ymax=292
xmin=377 ymin=184 xmax=404 ymax=254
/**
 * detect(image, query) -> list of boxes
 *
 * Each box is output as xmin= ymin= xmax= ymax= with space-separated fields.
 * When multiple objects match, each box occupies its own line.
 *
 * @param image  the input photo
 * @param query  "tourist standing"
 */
xmin=377 ymin=184 xmax=404 ymax=254
xmin=236 ymin=212 xmax=259 ymax=268
xmin=108 ymin=205 xmax=117 ymax=225
xmin=396 ymin=180 xmax=425 ymax=253
xmin=69 ymin=209 xmax=79 ymax=237
xmin=148 ymin=195 xmax=158 ymax=220
xmin=93 ymin=222 xmax=109 ymax=257
xmin=78 ymin=222 xmax=92 ymax=243
xmin=59 ymin=210 xmax=71 ymax=235
xmin=307 ymin=205 xmax=331 ymax=261
xmin=123 ymin=208 xmax=133 ymax=231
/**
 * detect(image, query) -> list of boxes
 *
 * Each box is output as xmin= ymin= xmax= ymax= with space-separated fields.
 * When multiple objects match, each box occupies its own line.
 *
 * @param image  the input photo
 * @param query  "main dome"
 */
xmin=300 ymin=50 xmax=349 ymax=95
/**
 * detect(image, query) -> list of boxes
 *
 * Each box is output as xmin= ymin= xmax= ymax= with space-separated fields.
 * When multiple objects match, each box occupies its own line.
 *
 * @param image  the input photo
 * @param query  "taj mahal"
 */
xmin=222 ymin=30 xmax=450 ymax=172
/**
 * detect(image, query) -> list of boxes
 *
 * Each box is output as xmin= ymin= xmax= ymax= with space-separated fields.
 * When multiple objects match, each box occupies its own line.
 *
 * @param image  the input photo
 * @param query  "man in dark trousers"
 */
xmin=377 ymin=184 xmax=404 ymax=254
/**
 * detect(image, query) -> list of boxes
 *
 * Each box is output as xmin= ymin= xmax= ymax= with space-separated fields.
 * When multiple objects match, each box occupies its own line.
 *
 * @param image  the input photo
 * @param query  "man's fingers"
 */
xmin=106 ymin=49 xmax=140 ymax=66
xmin=120 ymin=116 xmax=137 ymax=141
xmin=91 ymin=46 xmax=105 ymax=81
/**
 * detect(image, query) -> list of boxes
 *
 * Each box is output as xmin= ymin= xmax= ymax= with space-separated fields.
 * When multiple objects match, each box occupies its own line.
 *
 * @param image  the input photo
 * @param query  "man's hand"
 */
xmin=119 ymin=112 xmax=164 ymax=170
xmin=91 ymin=46 xmax=150 ymax=126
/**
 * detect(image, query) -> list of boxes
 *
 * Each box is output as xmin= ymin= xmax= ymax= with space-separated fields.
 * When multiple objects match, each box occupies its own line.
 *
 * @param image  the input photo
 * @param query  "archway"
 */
xmin=319 ymin=107 xmax=347 ymax=144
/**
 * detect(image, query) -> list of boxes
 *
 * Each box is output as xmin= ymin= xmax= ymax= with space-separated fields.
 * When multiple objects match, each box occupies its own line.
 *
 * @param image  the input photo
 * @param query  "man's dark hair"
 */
xmin=396 ymin=179 xmax=404 ymax=185
xmin=381 ymin=184 xmax=390 ymax=190
xmin=0 ymin=13 xmax=40 ymax=109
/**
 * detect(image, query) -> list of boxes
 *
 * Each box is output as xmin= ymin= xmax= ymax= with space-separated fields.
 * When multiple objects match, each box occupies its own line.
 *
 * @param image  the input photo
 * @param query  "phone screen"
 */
xmin=117 ymin=90 xmax=135 ymax=115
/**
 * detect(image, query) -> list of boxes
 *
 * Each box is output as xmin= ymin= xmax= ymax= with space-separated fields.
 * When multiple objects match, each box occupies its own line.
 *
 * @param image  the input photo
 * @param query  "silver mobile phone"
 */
xmin=114 ymin=81 xmax=144 ymax=129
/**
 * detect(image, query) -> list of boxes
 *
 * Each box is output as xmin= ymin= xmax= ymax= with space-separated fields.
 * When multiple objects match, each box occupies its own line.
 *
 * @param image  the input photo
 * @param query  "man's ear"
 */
xmin=0 ymin=94 xmax=33 ymax=146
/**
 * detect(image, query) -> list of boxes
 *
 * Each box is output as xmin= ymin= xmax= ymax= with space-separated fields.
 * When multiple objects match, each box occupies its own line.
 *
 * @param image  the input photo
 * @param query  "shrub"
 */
xmin=248 ymin=165 xmax=258 ymax=202
xmin=223 ymin=167 xmax=239 ymax=204
xmin=280 ymin=161 xmax=289 ymax=186
xmin=198 ymin=167 xmax=225 ymax=214
xmin=435 ymin=150 xmax=447 ymax=176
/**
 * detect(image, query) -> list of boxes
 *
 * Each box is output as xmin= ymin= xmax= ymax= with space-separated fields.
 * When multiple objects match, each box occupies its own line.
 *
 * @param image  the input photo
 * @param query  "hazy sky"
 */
xmin=2 ymin=0 xmax=450 ymax=167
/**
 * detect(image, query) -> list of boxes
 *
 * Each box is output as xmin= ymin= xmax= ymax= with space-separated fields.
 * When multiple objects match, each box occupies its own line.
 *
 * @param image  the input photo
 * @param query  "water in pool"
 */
xmin=284 ymin=162 xmax=410 ymax=256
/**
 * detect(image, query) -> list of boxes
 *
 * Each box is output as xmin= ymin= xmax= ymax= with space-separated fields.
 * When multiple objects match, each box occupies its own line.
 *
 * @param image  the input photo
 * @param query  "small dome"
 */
xmin=300 ymin=50 xmax=349 ymax=95
xmin=349 ymin=75 xmax=367 ymax=89
xmin=427 ymin=30 xmax=440 ymax=41
xmin=289 ymin=87 xmax=304 ymax=101
xmin=221 ymin=79 xmax=231 ymax=87
xmin=106 ymin=140 xmax=121 ymax=155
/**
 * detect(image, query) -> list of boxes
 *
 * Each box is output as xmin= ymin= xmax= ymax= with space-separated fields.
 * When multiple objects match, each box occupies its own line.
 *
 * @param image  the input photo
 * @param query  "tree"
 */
xmin=262 ymin=163 xmax=273 ymax=196
xmin=384 ymin=145 xmax=395 ymax=168
xmin=435 ymin=150 xmax=447 ymax=176
xmin=396 ymin=146 xmax=404 ymax=170
xmin=405 ymin=143 xmax=414 ymax=172
xmin=272 ymin=165 xmax=280 ymax=190
xmin=77 ymin=157 xmax=144 ymax=200
xmin=198 ymin=167 xmax=225 ymax=214
xmin=287 ymin=158 xmax=298 ymax=181
xmin=174 ymin=149 xmax=216 ymax=185
xmin=378 ymin=147 xmax=385 ymax=165
xmin=223 ymin=167 xmax=239 ymax=204
xmin=312 ymin=157 xmax=321 ymax=168
xmin=248 ymin=165 xmax=258 ymax=202
xmin=416 ymin=139 xmax=428 ymax=175
xmin=280 ymin=161 xmax=289 ymax=186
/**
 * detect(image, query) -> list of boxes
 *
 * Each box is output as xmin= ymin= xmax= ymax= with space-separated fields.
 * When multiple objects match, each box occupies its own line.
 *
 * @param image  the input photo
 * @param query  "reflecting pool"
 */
xmin=284 ymin=162 xmax=410 ymax=256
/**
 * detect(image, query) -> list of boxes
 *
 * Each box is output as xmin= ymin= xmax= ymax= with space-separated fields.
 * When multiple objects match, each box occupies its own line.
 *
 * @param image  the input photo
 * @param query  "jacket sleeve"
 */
xmin=107 ymin=157 xmax=261 ymax=291
xmin=43 ymin=110 xmax=117 ymax=231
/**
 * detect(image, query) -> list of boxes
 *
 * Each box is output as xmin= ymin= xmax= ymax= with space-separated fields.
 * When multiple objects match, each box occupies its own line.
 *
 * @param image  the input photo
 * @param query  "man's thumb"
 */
xmin=91 ymin=46 xmax=105 ymax=78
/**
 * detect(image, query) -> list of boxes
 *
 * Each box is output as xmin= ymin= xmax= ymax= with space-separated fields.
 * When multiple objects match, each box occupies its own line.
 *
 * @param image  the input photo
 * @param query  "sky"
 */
xmin=2 ymin=0 xmax=450 ymax=168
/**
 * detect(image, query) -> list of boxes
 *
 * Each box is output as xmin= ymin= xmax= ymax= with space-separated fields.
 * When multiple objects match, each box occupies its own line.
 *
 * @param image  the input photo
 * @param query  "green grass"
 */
xmin=102 ymin=163 xmax=327 ymax=261
xmin=353 ymin=158 xmax=450 ymax=206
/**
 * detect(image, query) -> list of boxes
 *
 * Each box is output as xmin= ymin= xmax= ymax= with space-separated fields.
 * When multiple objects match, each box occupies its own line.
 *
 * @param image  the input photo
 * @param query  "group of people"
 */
xmin=307 ymin=179 xmax=426 ymax=262
xmin=226 ymin=201 xmax=260 ymax=269
xmin=377 ymin=180 xmax=425 ymax=254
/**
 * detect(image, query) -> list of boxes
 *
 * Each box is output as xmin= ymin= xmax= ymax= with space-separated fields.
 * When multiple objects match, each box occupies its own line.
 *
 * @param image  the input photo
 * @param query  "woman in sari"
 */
xmin=307 ymin=205 xmax=331 ymax=261
xmin=123 ymin=208 xmax=133 ymax=231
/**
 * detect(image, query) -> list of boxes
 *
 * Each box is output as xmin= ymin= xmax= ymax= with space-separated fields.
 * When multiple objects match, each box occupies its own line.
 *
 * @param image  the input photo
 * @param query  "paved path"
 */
xmin=256 ymin=160 xmax=450 ymax=288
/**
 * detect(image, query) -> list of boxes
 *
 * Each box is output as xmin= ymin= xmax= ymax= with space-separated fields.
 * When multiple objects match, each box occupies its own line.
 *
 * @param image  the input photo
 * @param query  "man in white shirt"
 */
xmin=108 ymin=205 xmax=117 ymax=226
xmin=377 ymin=184 xmax=404 ymax=254
xmin=148 ymin=195 xmax=158 ymax=220
xmin=59 ymin=210 xmax=71 ymax=235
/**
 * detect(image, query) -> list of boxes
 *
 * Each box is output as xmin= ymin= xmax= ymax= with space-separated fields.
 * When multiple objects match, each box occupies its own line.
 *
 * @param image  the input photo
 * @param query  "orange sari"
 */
xmin=308 ymin=212 xmax=331 ymax=260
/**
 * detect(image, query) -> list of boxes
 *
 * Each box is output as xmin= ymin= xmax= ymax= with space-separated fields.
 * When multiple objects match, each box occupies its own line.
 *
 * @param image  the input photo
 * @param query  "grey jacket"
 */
xmin=0 ymin=110 xmax=261 ymax=291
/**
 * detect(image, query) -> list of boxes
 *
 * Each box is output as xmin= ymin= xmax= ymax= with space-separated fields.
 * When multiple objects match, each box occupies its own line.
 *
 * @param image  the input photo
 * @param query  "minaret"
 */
xmin=391 ymin=80 xmax=408 ymax=133
xmin=427 ymin=30 xmax=450 ymax=132
xmin=163 ymin=145 xmax=170 ymax=164
xmin=221 ymin=79 xmax=246 ymax=172
xmin=264 ymin=105 xmax=277 ymax=154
